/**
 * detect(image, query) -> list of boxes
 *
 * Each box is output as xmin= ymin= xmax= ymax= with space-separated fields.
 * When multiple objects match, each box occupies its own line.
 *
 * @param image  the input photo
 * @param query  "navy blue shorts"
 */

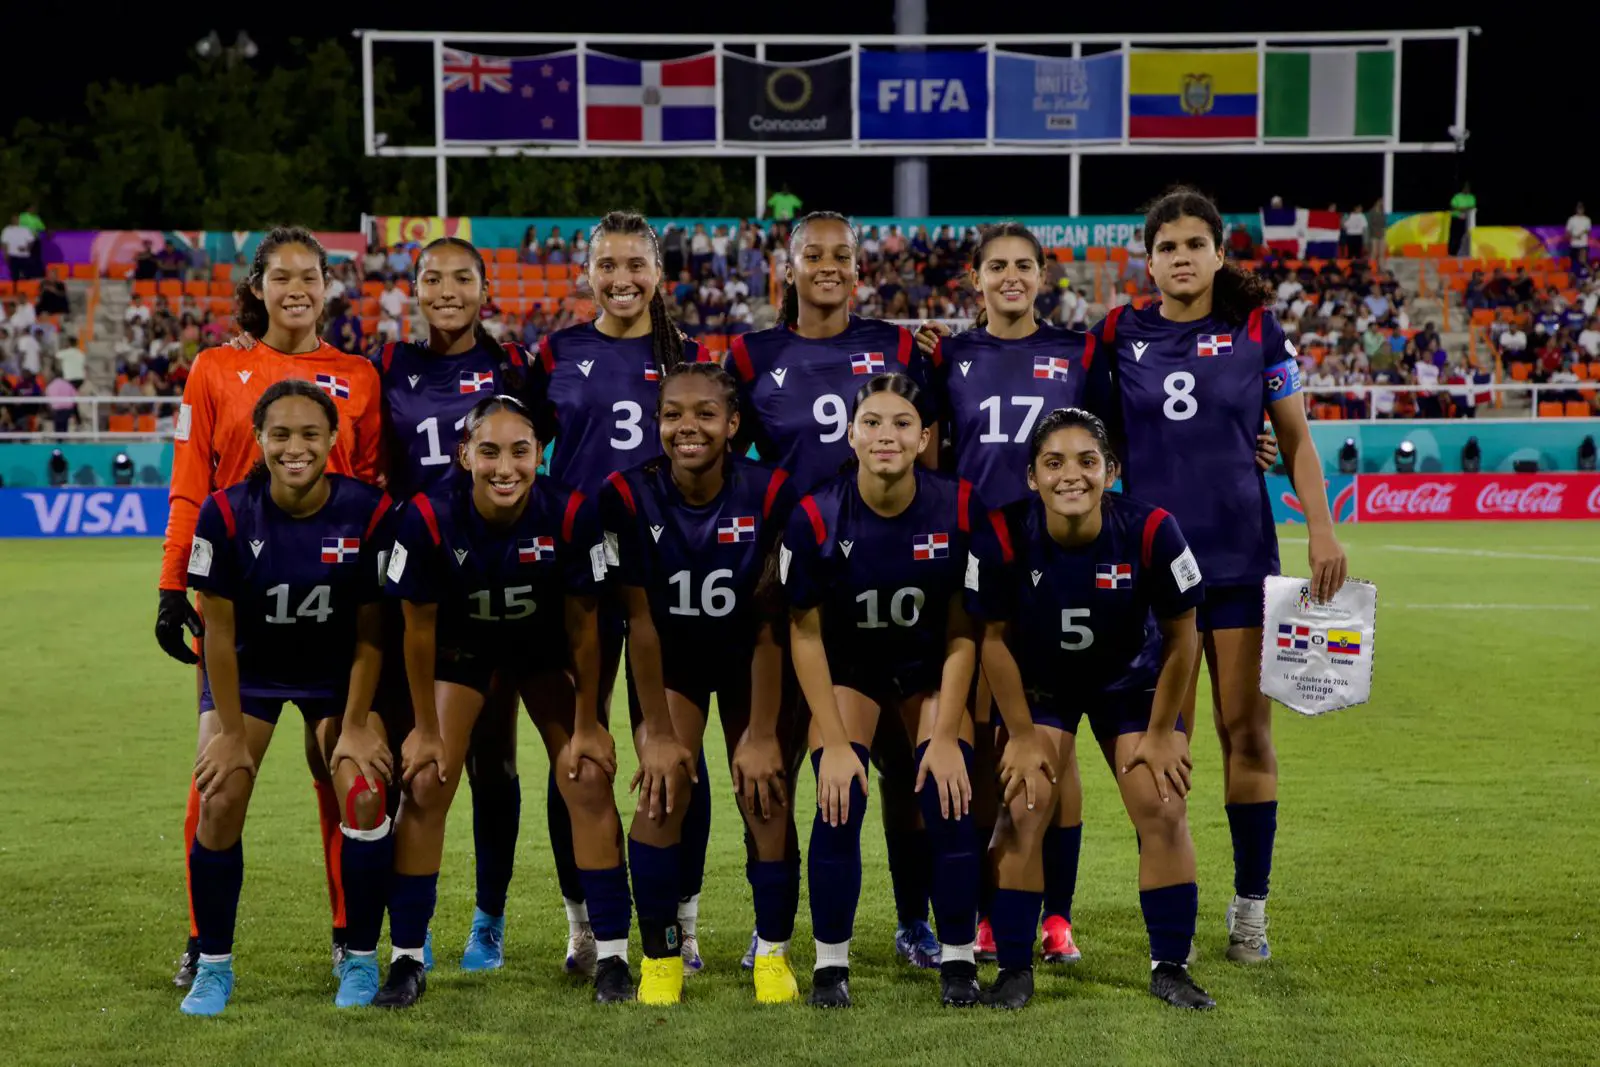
xmin=198 ymin=667 xmax=343 ymax=726
xmin=1195 ymin=583 xmax=1263 ymax=633
xmin=832 ymin=657 xmax=941 ymax=716
xmin=1032 ymin=687 xmax=1186 ymax=744
xmin=437 ymin=640 xmax=566 ymax=696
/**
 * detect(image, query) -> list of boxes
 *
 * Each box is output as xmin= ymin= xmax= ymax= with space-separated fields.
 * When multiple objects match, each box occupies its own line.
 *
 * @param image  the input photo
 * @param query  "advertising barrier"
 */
xmin=0 ymin=487 xmax=169 ymax=537
xmin=1357 ymin=472 xmax=1600 ymax=522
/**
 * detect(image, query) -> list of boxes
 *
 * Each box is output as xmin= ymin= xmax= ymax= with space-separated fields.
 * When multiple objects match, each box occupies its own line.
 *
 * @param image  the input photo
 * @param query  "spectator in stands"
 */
xmin=1227 ymin=223 xmax=1253 ymax=259
xmin=155 ymin=243 xmax=187 ymax=280
xmin=1365 ymin=199 xmax=1387 ymax=265
xmin=1568 ymin=203 xmax=1592 ymax=270
xmin=688 ymin=222 xmax=711 ymax=279
xmin=132 ymin=240 xmax=159 ymax=281
xmin=384 ymin=243 xmax=412 ymax=279
xmin=1363 ymin=284 xmax=1395 ymax=327
xmin=15 ymin=325 xmax=42 ymax=377
xmin=707 ymin=224 xmax=729 ymax=280
xmin=1463 ymin=270 xmax=1489 ymax=311
xmin=570 ymin=228 xmax=589 ymax=268
xmin=379 ymin=277 xmax=407 ymax=339
xmin=36 ymin=277 xmax=68 ymax=316
xmin=3 ymin=215 xmax=36 ymax=281
xmin=544 ymin=228 xmax=567 ymax=265
xmin=44 ymin=364 xmax=76 ymax=435
xmin=1342 ymin=205 xmax=1368 ymax=259
xmin=766 ymin=183 xmax=802 ymax=222
xmin=325 ymin=298 xmax=363 ymax=355
xmin=1578 ymin=316 xmax=1600 ymax=358
xmin=55 ymin=334 xmax=85 ymax=390
xmin=521 ymin=225 xmax=541 ymax=264
xmin=362 ymin=241 xmax=386 ymax=279
xmin=9 ymin=296 xmax=36 ymax=334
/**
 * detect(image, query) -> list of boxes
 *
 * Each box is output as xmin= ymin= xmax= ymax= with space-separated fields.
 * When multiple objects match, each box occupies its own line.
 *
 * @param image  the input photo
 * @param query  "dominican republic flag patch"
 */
xmin=1197 ymin=334 xmax=1233 ymax=357
xmin=643 ymin=363 xmax=660 ymax=382
xmin=518 ymin=536 xmax=556 ymax=563
xmin=460 ymin=371 xmax=494 ymax=393
xmin=1034 ymin=355 xmax=1072 ymax=381
xmin=913 ymin=533 xmax=949 ymax=560
xmin=315 ymin=374 xmax=350 ymax=400
xmin=1277 ymin=623 xmax=1310 ymax=650
xmin=321 ymin=537 xmax=359 ymax=563
xmin=850 ymin=351 xmax=885 ymax=375
xmin=718 ymin=516 xmax=755 ymax=544
xmin=1095 ymin=563 xmax=1132 ymax=589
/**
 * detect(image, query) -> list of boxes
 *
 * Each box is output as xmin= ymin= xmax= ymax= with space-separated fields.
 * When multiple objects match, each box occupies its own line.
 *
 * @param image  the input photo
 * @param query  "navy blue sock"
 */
xmin=1042 ymin=823 xmax=1082 ymax=921
xmin=189 ymin=837 xmax=243 ymax=958
xmin=915 ymin=740 xmax=978 ymax=946
xmin=807 ymin=743 xmax=870 ymax=945
xmin=627 ymin=839 xmax=681 ymax=958
xmin=470 ymin=774 xmax=520 ymax=918
xmin=339 ymin=826 xmax=393 ymax=954
xmin=679 ymin=750 xmax=712 ymax=902
xmin=1140 ymin=882 xmax=1198 ymax=966
xmin=747 ymin=859 xmax=799 ymax=943
xmin=990 ymin=887 xmax=1042 ymax=972
xmin=1226 ymin=800 xmax=1278 ymax=899
xmin=976 ymin=823 xmax=997 ymax=917
xmin=884 ymin=824 xmax=932 ymax=927
xmin=546 ymin=769 xmax=584 ymax=902
xmin=388 ymin=871 xmax=438 ymax=952
xmin=577 ymin=864 xmax=631 ymax=943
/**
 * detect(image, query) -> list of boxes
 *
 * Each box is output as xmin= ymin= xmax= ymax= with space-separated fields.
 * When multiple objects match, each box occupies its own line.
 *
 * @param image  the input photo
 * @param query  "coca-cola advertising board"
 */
xmin=1356 ymin=473 xmax=1600 ymax=522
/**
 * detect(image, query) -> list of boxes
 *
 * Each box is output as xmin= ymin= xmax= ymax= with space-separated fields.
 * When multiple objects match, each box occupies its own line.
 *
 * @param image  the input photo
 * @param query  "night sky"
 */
xmin=9 ymin=10 xmax=1574 ymax=223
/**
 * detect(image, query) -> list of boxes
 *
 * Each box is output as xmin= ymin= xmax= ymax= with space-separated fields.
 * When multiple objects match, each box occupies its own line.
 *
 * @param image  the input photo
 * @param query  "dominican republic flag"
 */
xmin=718 ymin=516 xmax=756 ymax=544
xmin=851 ymin=351 xmax=885 ymax=376
xmin=1277 ymin=623 xmax=1310 ymax=650
xmin=913 ymin=533 xmax=949 ymax=560
xmin=321 ymin=537 xmax=360 ymax=563
xmin=1034 ymin=355 xmax=1072 ymax=381
xmin=460 ymin=371 xmax=494 ymax=393
xmin=1259 ymin=206 xmax=1342 ymax=258
xmin=519 ymin=536 xmax=556 ymax=563
xmin=1095 ymin=563 xmax=1132 ymax=589
xmin=585 ymin=52 xmax=717 ymax=143
xmin=1197 ymin=334 xmax=1233 ymax=357
xmin=643 ymin=363 xmax=659 ymax=382
xmin=315 ymin=374 xmax=350 ymax=400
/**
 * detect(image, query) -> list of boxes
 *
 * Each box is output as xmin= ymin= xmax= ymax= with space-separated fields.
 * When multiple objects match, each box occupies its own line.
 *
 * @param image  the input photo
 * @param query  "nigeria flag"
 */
xmin=1264 ymin=48 xmax=1395 ymax=139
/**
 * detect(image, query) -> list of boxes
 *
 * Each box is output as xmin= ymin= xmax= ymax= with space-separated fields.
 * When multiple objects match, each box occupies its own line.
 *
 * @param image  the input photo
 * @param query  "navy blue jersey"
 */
xmin=968 ymin=494 xmax=1204 ymax=700
xmin=375 ymin=340 xmax=527 ymax=501
xmin=782 ymin=467 xmax=980 ymax=680
xmin=1086 ymin=304 xmax=1301 ymax=587
xmin=385 ymin=478 xmax=606 ymax=660
xmin=187 ymin=474 xmax=392 ymax=699
xmin=931 ymin=322 xmax=1090 ymax=507
xmin=726 ymin=317 xmax=931 ymax=493
xmin=528 ymin=323 xmax=703 ymax=498
xmin=600 ymin=456 xmax=797 ymax=665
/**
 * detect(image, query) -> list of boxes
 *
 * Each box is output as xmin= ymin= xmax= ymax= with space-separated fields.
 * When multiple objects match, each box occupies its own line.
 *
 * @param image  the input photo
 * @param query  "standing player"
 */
xmin=968 ymin=407 xmax=1214 ymax=1011
xmin=781 ymin=373 xmax=983 ymax=1008
xmin=156 ymin=226 xmax=382 ymax=988
xmin=728 ymin=211 xmax=943 ymax=970
xmin=179 ymin=380 xmax=392 ymax=1015
xmin=375 ymin=395 xmax=629 ymax=1007
xmin=1087 ymin=187 xmax=1348 ymax=963
xmin=600 ymin=362 xmax=802 ymax=1004
xmin=523 ymin=211 xmax=706 ymax=975
xmin=373 ymin=237 xmax=529 ymax=973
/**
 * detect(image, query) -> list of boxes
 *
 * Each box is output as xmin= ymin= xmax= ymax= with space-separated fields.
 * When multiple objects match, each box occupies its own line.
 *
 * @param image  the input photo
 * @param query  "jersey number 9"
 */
xmin=814 ymin=394 xmax=847 ymax=444
xmin=468 ymin=586 xmax=537 ymax=621
xmin=857 ymin=586 xmax=924 ymax=629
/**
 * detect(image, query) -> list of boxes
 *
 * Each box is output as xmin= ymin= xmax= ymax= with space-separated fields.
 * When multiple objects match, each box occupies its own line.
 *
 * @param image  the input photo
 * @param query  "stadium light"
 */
xmin=47 ymin=448 xmax=69 ymax=487
xmin=112 ymin=452 xmax=135 ymax=487
xmin=1394 ymin=440 xmax=1417 ymax=474
xmin=1461 ymin=436 xmax=1481 ymax=473
xmin=1337 ymin=437 xmax=1359 ymax=475
xmin=1580 ymin=435 xmax=1597 ymax=473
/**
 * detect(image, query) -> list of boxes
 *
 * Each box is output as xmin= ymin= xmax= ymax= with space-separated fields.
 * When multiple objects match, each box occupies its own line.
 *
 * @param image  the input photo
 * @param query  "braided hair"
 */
xmin=781 ymin=210 xmax=857 ymax=328
xmin=1142 ymin=186 xmax=1274 ymax=325
xmin=589 ymin=211 xmax=686 ymax=373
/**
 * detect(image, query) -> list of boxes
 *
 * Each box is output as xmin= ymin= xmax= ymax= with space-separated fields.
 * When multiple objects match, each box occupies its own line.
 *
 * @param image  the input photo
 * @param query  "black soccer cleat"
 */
xmin=372 ymin=957 xmax=427 ymax=1009
xmin=1150 ymin=962 xmax=1215 ymax=1010
xmin=808 ymin=966 xmax=851 ymax=1008
xmin=979 ymin=966 xmax=1035 ymax=1010
xmin=593 ymin=956 xmax=635 ymax=1004
xmin=173 ymin=938 xmax=200 ymax=989
xmin=939 ymin=960 xmax=980 ymax=1007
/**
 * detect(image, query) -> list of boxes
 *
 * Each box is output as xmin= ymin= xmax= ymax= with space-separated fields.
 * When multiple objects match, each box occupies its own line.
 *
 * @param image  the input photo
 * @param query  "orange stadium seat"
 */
xmin=1549 ymin=272 xmax=1571 ymax=290
xmin=108 ymin=414 xmax=135 ymax=433
xmin=1421 ymin=244 xmax=1447 ymax=258
xmin=208 ymin=298 xmax=231 ymax=316
xmin=493 ymin=248 xmax=518 ymax=265
xmin=16 ymin=279 xmax=40 ymax=299
xmin=493 ymin=263 xmax=518 ymax=281
xmin=184 ymin=281 xmax=209 ymax=298
xmin=71 ymin=263 xmax=96 ymax=280
xmin=135 ymin=414 xmax=158 ymax=433
xmin=133 ymin=280 xmax=156 ymax=298
xmin=212 ymin=264 xmax=234 ymax=282
xmin=522 ymin=264 xmax=547 ymax=280
xmin=362 ymin=281 xmax=384 ymax=298
xmin=524 ymin=281 xmax=547 ymax=300
xmin=0 ymin=280 xmax=12 ymax=297
xmin=547 ymin=280 xmax=572 ymax=300
xmin=109 ymin=261 xmax=135 ymax=280
xmin=1399 ymin=244 xmax=1423 ymax=258
xmin=157 ymin=280 xmax=182 ymax=298
xmin=208 ymin=281 xmax=231 ymax=297
xmin=1085 ymin=247 xmax=1108 ymax=263
xmin=1567 ymin=401 xmax=1591 ymax=417
xmin=1469 ymin=309 xmax=1494 ymax=326
xmin=396 ymin=280 xmax=412 ymax=296
xmin=45 ymin=263 xmax=68 ymax=280
xmin=1537 ymin=401 xmax=1564 ymax=418
xmin=1508 ymin=362 xmax=1532 ymax=381
xmin=361 ymin=316 xmax=378 ymax=337
xmin=1053 ymin=248 xmax=1074 ymax=263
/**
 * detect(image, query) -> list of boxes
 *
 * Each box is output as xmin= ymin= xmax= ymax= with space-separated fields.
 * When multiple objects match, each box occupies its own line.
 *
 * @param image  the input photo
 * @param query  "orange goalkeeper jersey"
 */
xmin=160 ymin=340 xmax=383 ymax=591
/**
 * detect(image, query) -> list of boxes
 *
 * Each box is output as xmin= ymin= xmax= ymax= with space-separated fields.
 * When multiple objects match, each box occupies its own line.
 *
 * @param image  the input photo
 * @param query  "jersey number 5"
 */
xmin=1059 ymin=607 xmax=1094 ymax=650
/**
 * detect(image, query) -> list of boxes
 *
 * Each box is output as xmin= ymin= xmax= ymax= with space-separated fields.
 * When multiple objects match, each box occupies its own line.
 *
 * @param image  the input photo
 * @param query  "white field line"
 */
xmin=1398 ymin=603 xmax=1593 ymax=611
xmin=1379 ymin=544 xmax=1600 ymax=565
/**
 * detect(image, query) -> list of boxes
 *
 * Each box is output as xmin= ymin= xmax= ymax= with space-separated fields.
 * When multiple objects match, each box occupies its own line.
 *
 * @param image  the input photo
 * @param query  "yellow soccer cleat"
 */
xmin=753 ymin=952 xmax=800 ymax=1004
xmin=637 ymin=955 xmax=684 ymax=1006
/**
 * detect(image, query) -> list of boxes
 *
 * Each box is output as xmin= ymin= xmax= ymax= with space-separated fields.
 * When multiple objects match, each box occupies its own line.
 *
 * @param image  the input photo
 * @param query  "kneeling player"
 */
xmin=601 ymin=362 xmax=803 ymax=1005
xmin=969 ymin=408 xmax=1214 ymax=1011
xmin=376 ymin=394 xmax=630 ymax=1007
xmin=180 ymin=380 xmax=391 ymax=1016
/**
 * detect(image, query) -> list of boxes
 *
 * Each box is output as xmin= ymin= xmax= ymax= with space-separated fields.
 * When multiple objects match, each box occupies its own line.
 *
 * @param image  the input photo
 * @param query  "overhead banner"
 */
xmin=1128 ymin=49 xmax=1259 ymax=139
xmin=722 ymin=53 xmax=851 ymax=143
xmin=442 ymin=49 xmax=579 ymax=143
xmin=585 ymin=51 xmax=718 ymax=143
xmin=993 ymin=51 xmax=1123 ymax=141
xmin=858 ymin=49 xmax=988 ymax=141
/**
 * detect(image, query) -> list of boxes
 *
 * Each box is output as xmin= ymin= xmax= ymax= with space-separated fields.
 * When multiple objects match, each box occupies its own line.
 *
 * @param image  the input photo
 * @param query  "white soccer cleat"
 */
xmin=565 ymin=923 xmax=598 ymax=978
xmin=1225 ymin=896 xmax=1271 ymax=964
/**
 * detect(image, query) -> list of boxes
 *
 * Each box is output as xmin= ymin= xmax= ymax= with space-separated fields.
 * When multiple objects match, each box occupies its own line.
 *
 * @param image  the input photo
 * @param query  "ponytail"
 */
xmin=648 ymin=288 xmax=686 ymax=373
xmin=781 ymin=281 xmax=799 ymax=327
xmin=974 ymin=307 xmax=989 ymax=330
xmin=1142 ymin=184 xmax=1274 ymax=327
xmin=1211 ymin=261 xmax=1276 ymax=325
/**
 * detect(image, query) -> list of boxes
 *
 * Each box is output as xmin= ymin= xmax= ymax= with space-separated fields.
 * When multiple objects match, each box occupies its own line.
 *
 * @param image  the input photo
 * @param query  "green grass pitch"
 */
xmin=2 ymin=523 xmax=1597 ymax=1066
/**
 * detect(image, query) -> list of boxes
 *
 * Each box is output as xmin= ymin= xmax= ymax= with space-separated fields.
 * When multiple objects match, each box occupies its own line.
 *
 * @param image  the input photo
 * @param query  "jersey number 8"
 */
xmin=1162 ymin=372 xmax=1198 ymax=422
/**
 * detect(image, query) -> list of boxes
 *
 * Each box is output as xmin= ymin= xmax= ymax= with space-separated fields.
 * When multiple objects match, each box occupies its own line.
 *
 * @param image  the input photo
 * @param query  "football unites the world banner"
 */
xmin=438 ymin=45 xmax=1400 ymax=146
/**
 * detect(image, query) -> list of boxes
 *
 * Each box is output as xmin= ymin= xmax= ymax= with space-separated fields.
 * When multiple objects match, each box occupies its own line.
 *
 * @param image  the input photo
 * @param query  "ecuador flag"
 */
xmin=1129 ymin=50 xmax=1258 ymax=139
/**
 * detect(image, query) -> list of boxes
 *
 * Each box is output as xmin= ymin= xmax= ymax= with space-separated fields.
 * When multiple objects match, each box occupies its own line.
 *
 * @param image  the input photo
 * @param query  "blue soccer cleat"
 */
xmin=740 ymin=929 xmax=757 ymax=971
xmin=335 ymin=954 xmax=380 ymax=1008
xmin=461 ymin=909 xmax=505 ymax=972
xmin=423 ymin=928 xmax=435 ymax=972
xmin=179 ymin=958 xmax=235 ymax=1017
xmin=894 ymin=921 xmax=942 ymax=970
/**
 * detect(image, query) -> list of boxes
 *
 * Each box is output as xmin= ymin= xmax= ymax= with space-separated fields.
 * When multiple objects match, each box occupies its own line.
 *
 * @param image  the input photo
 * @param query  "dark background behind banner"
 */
xmin=723 ymin=54 xmax=852 ymax=143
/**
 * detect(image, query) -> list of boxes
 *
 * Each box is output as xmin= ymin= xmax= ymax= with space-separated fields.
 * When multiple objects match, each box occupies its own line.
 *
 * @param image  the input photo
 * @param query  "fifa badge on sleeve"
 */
xmin=1259 ymin=574 xmax=1377 ymax=716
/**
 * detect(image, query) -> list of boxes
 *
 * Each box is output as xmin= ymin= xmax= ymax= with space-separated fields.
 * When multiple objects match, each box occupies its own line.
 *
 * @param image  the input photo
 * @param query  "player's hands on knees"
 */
xmin=731 ymin=733 xmax=787 ymax=822
xmin=1307 ymin=530 xmax=1349 ymax=604
xmin=567 ymin=720 xmax=618 ymax=782
xmin=155 ymin=589 xmax=204 ymax=664
xmin=401 ymin=727 xmax=446 ymax=788
xmin=1254 ymin=432 xmax=1280 ymax=471
xmin=333 ymin=720 xmax=393 ymax=792
xmin=998 ymin=732 xmax=1055 ymax=812
xmin=1121 ymin=730 xmax=1192 ymax=802
xmin=194 ymin=730 xmax=256 ymax=800
xmin=914 ymin=320 xmax=951 ymax=356
xmin=914 ymin=735 xmax=971 ymax=820
xmin=816 ymin=743 xmax=868 ymax=828
xmin=630 ymin=730 xmax=697 ymax=822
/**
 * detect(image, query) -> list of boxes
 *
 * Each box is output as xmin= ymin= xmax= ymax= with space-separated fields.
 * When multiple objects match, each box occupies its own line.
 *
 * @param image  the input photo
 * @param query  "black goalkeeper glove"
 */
xmin=155 ymin=588 xmax=205 ymax=665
